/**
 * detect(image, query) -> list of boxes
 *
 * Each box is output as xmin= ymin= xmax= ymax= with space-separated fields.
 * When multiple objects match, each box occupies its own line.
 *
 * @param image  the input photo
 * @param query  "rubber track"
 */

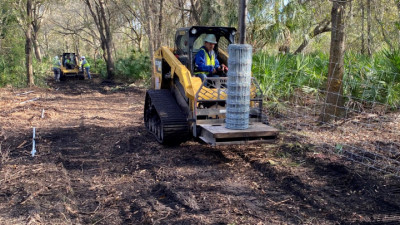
xmin=146 ymin=89 xmax=189 ymax=144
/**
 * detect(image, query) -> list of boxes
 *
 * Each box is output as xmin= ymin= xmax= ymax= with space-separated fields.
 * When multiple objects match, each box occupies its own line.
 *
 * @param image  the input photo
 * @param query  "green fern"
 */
xmin=253 ymin=50 xmax=400 ymax=111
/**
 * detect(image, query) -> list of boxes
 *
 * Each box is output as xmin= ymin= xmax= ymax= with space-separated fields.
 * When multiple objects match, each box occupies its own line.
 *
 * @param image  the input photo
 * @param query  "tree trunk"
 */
xmin=157 ymin=0 xmax=163 ymax=50
xmin=361 ymin=0 xmax=365 ymax=54
xmin=348 ymin=0 xmax=353 ymax=23
xmin=190 ymin=0 xmax=201 ymax=25
xmin=105 ymin=39 xmax=115 ymax=80
xmin=138 ymin=35 xmax=142 ymax=52
xmin=44 ymin=32 xmax=49 ymax=57
xmin=367 ymin=0 xmax=372 ymax=56
xmin=26 ymin=0 xmax=34 ymax=87
xmin=99 ymin=0 xmax=115 ymax=80
xmin=375 ymin=12 xmax=393 ymax=49
xmin=319 ymin=0 xmax=347 ymax=123
xmin=144 ymin=0 xmax=155 ymax=88
xmin=32 ymin=38 xmax=42 ymax=62
xmin=84 ymin=0 xmax=115 ymax=80
xmin=32 ymin=22 xmax=42 ymax=62
xmin=75 ymin=37 xmax=80 ymax=57
xmin=94 ymin=49 xmax=98 ymax=71
xmin=178 ymin=0 xmax=185 ymax=27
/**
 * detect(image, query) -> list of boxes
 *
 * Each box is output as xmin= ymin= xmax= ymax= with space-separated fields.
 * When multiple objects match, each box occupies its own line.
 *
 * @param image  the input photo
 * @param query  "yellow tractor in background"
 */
xmin=144 ymin=26 xmax=278 ymax=145
xmin=60 ymin=52 xmax=84 ymax=80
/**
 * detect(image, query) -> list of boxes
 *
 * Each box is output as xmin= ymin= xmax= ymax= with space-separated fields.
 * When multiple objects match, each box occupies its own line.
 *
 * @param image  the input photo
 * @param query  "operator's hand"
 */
xmin=221 ymin=64 xmax=228 ymax=73
xmin=218 ymin=64 xmax=228 ymax=73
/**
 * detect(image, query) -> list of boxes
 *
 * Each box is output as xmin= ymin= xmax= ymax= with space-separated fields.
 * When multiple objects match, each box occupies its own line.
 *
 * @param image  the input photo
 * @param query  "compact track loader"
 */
xmin=144 ymin=26 xmax=278 ymax=145
xmin=60 ymin=52 xmax=84 ymax=80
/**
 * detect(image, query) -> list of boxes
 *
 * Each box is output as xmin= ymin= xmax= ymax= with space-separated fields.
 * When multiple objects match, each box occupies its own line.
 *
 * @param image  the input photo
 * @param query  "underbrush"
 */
xmin=116 ymin=50 xmax=151 ymax=82
xmin=90 ymin=57 xmax=107 ymax=77
xmin=0 ymin=36 xmax=26 ymax=87
xmin=0 ymin=57 xmax=50 ymax=88
xmin=0 ymin=31 xmax=51 ymax=88
xmin=113 ymin=50 xmax=151 ymax=82
xmin=253 ymin=50 xmax=400 ymax=113
xmin=95 ymin=50 xmax=150 ymax=84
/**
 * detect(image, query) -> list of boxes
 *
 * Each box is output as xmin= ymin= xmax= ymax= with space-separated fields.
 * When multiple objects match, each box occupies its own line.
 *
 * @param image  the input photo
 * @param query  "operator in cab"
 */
xmin=194 ymin=34 xmax=228 ymax=82
xmin=64 ymin=55 xmax=73 ymax=69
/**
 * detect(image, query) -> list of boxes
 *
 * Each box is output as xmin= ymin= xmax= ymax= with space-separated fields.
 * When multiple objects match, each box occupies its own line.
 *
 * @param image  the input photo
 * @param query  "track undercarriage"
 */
xmin=144 ymin=89 xmax=190 ymax=145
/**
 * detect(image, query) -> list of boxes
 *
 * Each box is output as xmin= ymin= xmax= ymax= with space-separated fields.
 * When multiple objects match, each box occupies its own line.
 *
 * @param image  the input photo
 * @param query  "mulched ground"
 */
xmin=0 ymin=76 xmax=399 ymax=224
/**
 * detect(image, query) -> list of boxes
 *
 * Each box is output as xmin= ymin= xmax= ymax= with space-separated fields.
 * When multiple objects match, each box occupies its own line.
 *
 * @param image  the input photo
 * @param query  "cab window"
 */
xmin=193 ymin=34 xmax=207 ymax=53
xmin=176 ymin=35 xmax=188 ymax=55
xmin=218 ymin=36 xmax=230 ymax=53
xmin=193 ymin=34 xmax=230 ymax=53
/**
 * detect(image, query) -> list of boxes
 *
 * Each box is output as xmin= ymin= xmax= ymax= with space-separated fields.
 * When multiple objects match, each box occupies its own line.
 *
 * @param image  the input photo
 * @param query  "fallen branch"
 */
xmin=92 ymin=212 xmax=114 ymax=225
xmin=20 ymin=97 xmax=40 ymax=104
xmin=16 ymin=91 xmax=34 ymax=96
xmin=17 ymin=140 xmax=28 ymax=149
xmin=267 ymin=198 xmax=291 ymax=206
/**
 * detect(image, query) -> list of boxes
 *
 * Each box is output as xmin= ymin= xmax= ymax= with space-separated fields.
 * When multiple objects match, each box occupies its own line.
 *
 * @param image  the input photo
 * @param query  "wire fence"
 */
xmin=253 ymin=52 xmax=400 ymax=177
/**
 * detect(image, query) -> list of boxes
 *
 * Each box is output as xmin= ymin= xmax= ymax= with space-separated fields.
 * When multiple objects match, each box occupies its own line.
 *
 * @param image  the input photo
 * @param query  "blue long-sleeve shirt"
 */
xmin=194 ymin=46 xmax=220 ymax=74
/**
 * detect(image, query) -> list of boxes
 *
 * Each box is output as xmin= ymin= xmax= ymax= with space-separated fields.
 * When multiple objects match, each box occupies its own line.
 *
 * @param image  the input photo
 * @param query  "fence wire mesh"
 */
xmin=253 ymin=50 xmax=400 ymax=177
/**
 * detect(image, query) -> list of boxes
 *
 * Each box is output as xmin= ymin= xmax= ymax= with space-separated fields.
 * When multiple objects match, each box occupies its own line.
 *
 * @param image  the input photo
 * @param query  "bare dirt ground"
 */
xmin=1 ymin=76 xmax=400 ymax=224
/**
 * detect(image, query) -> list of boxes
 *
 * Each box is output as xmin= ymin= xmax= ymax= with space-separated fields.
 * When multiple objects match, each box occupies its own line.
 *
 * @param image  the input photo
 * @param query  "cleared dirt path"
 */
xmin=0 ymin=78 xmax=399 ymax=224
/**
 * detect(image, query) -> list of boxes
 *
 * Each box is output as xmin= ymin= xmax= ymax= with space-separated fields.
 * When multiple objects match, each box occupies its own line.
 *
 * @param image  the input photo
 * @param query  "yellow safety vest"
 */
xmin=83 ymin=60 xmax=90 ymax=68
xmin=53 ymin=59 xmax=60 ymax=68
xmin=195 ymin=48 xmax=215 ymax=74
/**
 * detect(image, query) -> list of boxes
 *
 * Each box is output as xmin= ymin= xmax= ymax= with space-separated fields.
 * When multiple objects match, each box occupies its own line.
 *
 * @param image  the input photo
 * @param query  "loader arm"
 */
xmin=155 ymin=46 xmax=201 ymax=101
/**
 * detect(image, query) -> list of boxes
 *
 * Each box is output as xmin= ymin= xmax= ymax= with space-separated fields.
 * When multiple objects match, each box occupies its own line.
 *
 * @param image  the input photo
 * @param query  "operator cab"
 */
xmin=174 ymin=26 xmax=236 ymax=75
xmin=62 ymin=53 xmax=77 ymax=69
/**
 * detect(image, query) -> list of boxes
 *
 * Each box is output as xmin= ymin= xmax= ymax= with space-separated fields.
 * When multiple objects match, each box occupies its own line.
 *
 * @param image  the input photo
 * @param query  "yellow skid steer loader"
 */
xmin=144 ymin=26 xmax=278 ymax=145
xmin=60 ymin=53 xmax=84 ymax=80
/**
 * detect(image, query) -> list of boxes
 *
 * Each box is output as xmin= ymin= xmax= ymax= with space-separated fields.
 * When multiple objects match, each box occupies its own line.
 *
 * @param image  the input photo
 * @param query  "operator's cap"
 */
xmin=204 ymin=34 xmax=217 ymax=44
xmin=54 ymin=56 xmax=59 ymax=60
xmin=81 ymin=56 xmax=85 ymax=59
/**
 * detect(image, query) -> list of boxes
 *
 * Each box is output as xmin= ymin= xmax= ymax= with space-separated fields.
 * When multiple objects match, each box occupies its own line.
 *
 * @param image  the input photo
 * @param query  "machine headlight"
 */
xmin=191 ymin=28 xmax=197 ymax=34
xmin=231 ymin=30 xmax=236 ymax=36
